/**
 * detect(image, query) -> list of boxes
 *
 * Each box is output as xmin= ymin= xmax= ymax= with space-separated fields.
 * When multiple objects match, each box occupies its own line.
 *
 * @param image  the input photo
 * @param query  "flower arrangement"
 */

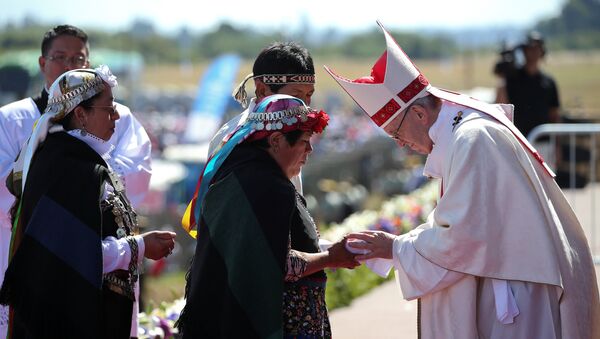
xmin=322 ymin=180 xmax=438 ymax=242
xmin=138 ymin=298 xmax=185 ymax=339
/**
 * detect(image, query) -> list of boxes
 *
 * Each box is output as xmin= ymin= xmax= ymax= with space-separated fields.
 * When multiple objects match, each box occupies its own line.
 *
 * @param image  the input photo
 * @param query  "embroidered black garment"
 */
xmin=0 ymin=132 xmax=133 ymax=339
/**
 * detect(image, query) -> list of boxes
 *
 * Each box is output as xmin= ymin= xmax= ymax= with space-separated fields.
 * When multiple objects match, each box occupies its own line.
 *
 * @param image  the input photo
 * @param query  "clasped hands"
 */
xmin=326 ymin=230 xmax=396 ymax=269
xmin=344 ymin=230 xmax=396 ymax=261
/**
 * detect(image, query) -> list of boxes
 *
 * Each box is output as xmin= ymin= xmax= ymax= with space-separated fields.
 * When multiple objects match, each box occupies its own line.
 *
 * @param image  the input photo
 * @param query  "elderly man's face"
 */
xmin=383 ymin=104 xmax=434 ymax=154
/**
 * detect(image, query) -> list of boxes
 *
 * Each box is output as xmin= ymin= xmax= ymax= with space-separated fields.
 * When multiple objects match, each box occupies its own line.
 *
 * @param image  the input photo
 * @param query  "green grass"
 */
xmin=143 ymin=270 xmax=186 ymax=312
xmin=325 ymin=266 xmax=392 ymax=310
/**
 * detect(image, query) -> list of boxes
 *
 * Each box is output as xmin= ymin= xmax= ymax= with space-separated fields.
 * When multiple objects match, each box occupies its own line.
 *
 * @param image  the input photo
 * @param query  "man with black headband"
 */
xmin=209 ymin=41 xmax=315 ymax=194
xmin=232 ymin=41 xmax=315 ymax=108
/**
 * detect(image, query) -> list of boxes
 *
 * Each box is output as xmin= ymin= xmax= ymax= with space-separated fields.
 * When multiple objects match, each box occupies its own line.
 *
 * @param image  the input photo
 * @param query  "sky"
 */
xmin=1 ymin=0 xmax=565 ymax=34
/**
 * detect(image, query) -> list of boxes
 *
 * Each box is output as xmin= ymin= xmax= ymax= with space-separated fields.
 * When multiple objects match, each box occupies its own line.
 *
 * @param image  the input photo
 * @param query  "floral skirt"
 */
xmin=283 ymin=282 xmax=331 ymax=339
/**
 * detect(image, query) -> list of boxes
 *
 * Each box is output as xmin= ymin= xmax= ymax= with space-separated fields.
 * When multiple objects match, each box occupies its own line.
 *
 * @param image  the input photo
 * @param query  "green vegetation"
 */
xmin=0 ymin=22 xmax=456 ymax=64
xmin=537 ymin=0 xmax=600 ymax=51
xmin=143 ymin=271 xmax=186 ymax=310
xmin=2 ymin=0 xmax=598 ymax=64
xmin=325 ymin=266 xmax=392 ymax=310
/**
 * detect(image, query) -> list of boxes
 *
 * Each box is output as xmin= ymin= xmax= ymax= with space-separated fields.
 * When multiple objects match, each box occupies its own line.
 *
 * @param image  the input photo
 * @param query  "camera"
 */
xmin=493 ymin=42 xmax=518 ymax=78
xmin=493 ymin=31 xmax=546 ymax=79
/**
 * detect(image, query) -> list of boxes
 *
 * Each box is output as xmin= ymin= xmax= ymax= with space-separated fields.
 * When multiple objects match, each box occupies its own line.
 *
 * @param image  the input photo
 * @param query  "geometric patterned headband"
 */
xmin=232 ymin=72 xmax=316 ymax=109
xmin=259 ymin=74 xmax=315 ymax=85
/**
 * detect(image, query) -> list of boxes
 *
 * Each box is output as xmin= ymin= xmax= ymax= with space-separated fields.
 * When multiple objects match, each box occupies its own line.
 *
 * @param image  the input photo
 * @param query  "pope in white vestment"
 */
xmin=326 ymin=21 xmax=600 ymax=339
xmin=392 ymin=101 xmax=599 ymax=338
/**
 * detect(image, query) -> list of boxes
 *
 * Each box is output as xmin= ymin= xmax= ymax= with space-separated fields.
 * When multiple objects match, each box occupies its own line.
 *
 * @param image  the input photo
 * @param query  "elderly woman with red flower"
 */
xmin=178 ymin=94 xmax=358 ymax=339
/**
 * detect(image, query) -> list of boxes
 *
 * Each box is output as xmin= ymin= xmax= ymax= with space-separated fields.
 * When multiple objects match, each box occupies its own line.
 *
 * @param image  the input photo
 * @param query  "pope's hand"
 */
xmin=346 ymin=231 xmax=396 ymax=260
xmin=142 ymin=231 xmax=177 ymax=260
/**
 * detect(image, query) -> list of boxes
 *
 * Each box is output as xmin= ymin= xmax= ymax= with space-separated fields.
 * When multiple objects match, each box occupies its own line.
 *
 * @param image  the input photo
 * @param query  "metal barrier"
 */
xmin=528 ymin=123 xmax=600 ymax=264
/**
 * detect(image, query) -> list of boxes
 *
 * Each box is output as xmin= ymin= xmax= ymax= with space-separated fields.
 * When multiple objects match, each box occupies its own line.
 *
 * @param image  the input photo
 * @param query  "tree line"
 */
xmin=0 ymin=21 xmax=457 ymax=64
xmin=535 ymin=0 xmax=600 ymax=50
xmin=1 ymin=0 xmax=598 ymax=64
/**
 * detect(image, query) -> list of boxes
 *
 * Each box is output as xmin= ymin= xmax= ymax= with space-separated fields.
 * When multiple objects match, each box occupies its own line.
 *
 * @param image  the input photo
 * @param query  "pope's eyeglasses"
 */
xmin=389 ymin=106 xmax=412 ymax=141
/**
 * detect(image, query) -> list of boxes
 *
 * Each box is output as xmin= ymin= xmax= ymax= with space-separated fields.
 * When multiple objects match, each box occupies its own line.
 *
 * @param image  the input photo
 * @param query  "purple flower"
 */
xmin=158 ymin=317 xmax=173 ymax=338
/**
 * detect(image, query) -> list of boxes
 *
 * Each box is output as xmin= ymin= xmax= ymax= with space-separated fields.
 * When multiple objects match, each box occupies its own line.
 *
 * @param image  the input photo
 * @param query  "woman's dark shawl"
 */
xmin=179 ymin=144 xmax=296 ymax=339
xmin=0 ymin=132 xmax=129 ymax=339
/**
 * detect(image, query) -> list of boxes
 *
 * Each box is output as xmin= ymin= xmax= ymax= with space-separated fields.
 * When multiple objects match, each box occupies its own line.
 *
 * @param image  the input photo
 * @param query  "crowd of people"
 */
xmin=0 ymin=22 xmax=597 ymax=339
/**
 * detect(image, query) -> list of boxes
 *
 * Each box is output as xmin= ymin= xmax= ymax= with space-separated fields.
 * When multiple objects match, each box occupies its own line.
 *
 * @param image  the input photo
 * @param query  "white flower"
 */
xmin=95 ymin=64 xmax=118 ymax=87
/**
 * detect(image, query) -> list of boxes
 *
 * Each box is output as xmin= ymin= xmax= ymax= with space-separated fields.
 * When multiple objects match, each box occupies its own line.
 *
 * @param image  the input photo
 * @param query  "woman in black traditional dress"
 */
xmin=178 ymin=94 xmax=359 ymax=339
xmin=0 ymin=66 xmax=175 ymax=339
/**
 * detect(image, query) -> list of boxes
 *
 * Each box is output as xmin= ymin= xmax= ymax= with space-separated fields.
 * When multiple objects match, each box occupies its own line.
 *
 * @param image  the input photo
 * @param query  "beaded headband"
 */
xmin=181 ymin=94 xmax=327 ymax=238
xmin=244 ymin=94 xmax=328 ymax=142
xmin=259 ymin=74 xmax=315 ymax=85
xmin=248 ymin=105 xmax=309 ymax=131
xmin=232 ymin=72 xmax=316 ymax=108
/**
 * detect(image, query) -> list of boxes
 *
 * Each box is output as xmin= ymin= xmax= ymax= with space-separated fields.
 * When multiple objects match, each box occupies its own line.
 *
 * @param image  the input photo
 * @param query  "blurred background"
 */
xmin=1 ymin=0 xmax=599 ymax=323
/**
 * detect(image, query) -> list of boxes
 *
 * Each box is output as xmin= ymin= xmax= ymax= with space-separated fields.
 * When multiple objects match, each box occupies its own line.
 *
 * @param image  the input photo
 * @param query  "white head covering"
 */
xmin=11 ymin=65 xmax=118 ymax=194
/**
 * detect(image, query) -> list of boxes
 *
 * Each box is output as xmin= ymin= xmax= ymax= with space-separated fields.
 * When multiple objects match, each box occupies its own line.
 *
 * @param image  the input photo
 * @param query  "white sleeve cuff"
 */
xmin=102 ymin=235 xmax=145 ymax=273
xmin=135 ymin=234 xmax=145 ymax=267
xmin=392 ymin=229 xmax=465 ymax=300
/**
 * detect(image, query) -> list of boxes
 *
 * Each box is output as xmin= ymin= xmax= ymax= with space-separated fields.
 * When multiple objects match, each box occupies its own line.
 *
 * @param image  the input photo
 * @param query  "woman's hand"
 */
xmin=346 ymin=231 xmax=396 ymax=260
xmin=326 ymin=238 xmax=361 ymax=269
xmin=142 ymin=231 xmax=176 ymax=260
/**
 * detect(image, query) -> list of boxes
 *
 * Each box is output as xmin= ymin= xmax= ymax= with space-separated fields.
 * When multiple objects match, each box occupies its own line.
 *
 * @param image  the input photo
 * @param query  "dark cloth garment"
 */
xmin=32 ymin=89 xmax=49 ymax=114
xmin=0 ymin=132 xmax=132 ymax=339
xmin=178 ymin=144 xmax=328 ymax=339
xmin=283 ymin=195 xmax=330 ymax=338
xmin=283 ymin=283 xmax=330 ymax=338
xmin=505 ymin=67 xmax=560 ymax=138
xmin=290 ymin=193 xmax=325 ymax=282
